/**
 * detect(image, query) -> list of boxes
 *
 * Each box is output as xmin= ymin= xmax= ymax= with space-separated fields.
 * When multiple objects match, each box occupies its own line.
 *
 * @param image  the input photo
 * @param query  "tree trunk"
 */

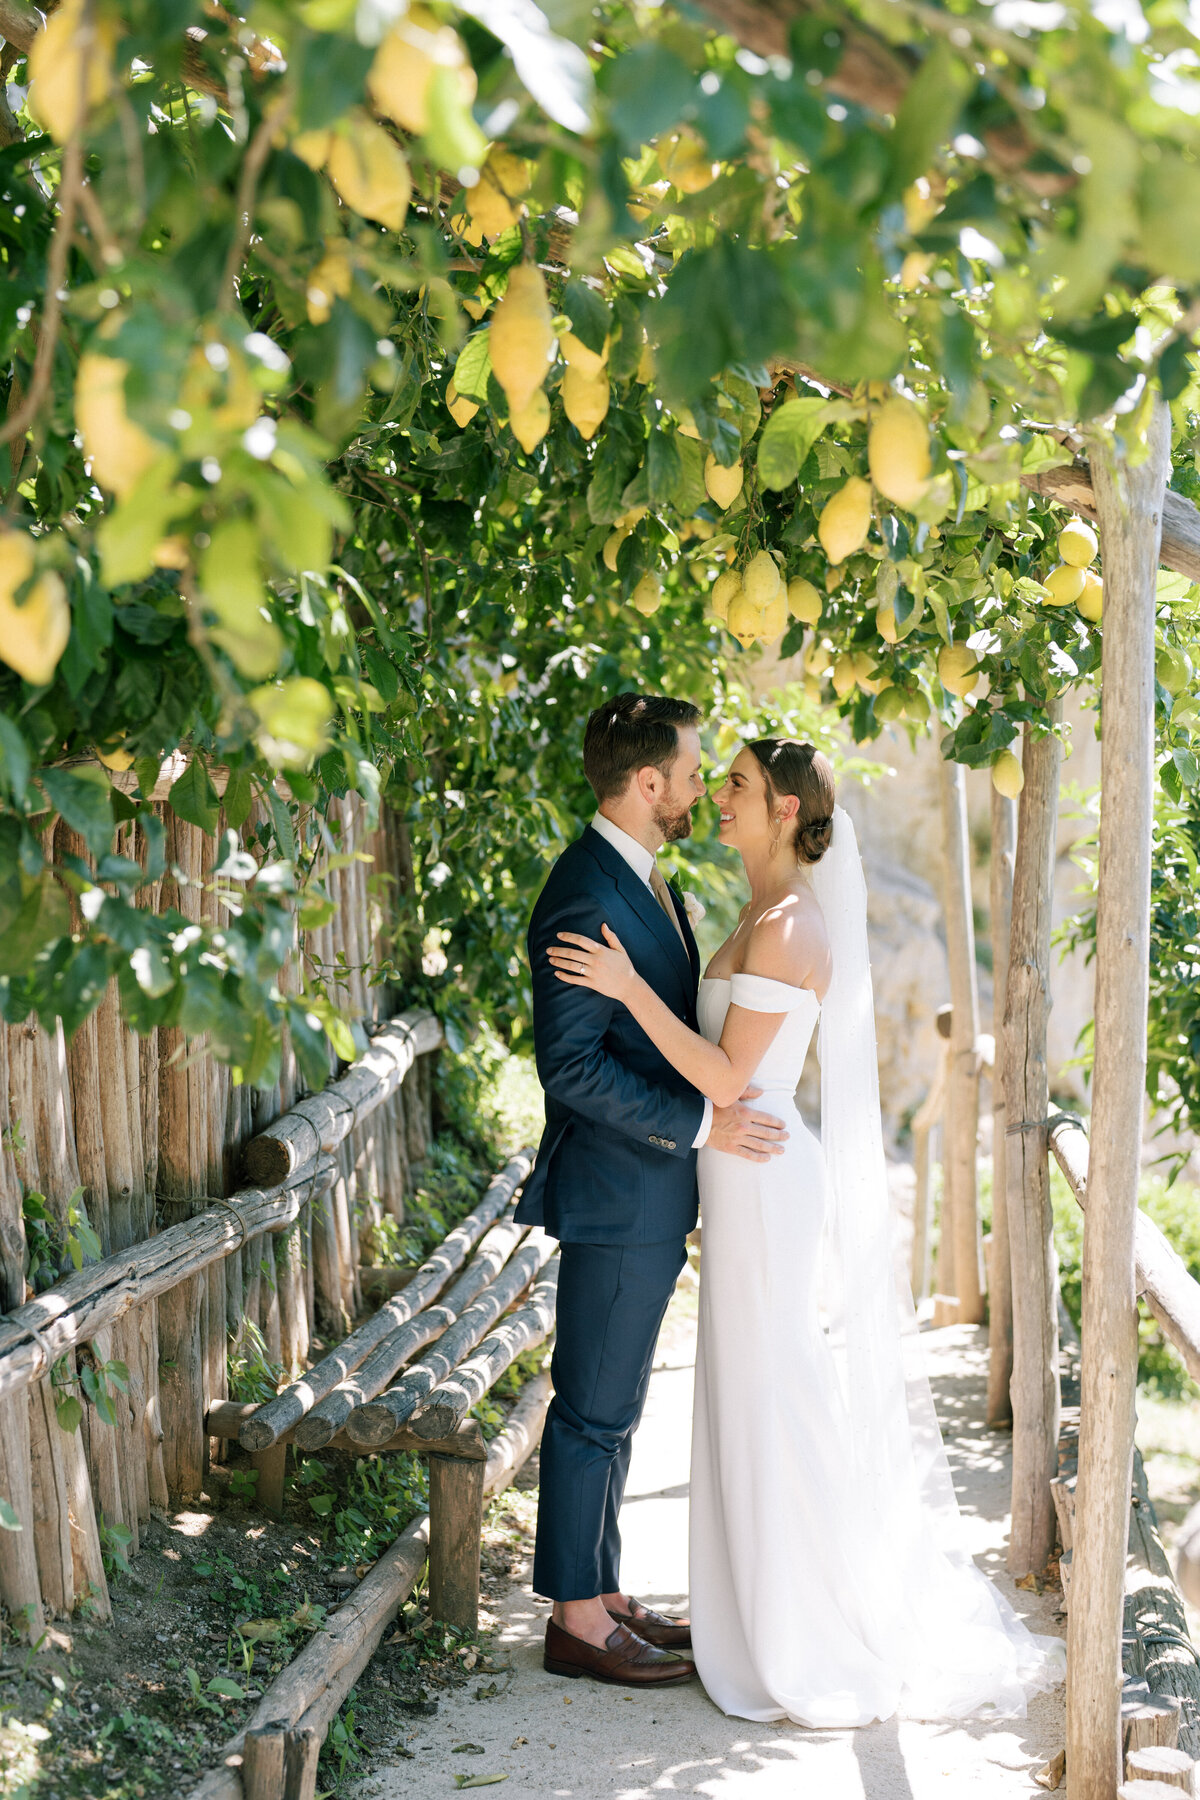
xmin=1005 ymin=711 xmax=1062 ymax=1577
xmin=1068 ymin=396 xmax=1171 ymax=1800
xmin=939 ymin=757 xmax=984 ymax=1324
xmin=987 ymin=785 xmax=1018 ymax=1428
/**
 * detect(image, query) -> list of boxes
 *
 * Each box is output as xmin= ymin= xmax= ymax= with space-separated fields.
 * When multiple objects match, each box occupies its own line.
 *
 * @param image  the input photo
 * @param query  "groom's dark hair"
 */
xmin=583 ymin=693 xmax=701 ymax=802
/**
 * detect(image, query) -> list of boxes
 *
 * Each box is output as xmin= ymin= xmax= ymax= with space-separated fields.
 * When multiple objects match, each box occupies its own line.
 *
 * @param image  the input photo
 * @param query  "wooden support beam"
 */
xmin=987 ymin=785 xmax=1018 ymax=1428
xmin=205 ymin=1399 xmax=488 ymax=1462
xmin=410 ymin=1263 xmax=558 ymax=1441
xmin=428 ymin=1435 xmax=486 ymax=1633
xmin=938 ymin=758 xmax=984 ymax=1324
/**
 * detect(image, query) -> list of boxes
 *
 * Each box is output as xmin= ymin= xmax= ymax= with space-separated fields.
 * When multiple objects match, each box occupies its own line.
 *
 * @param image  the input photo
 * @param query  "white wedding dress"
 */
xmin=689 ymin=941 xmax=1065 ymax=1725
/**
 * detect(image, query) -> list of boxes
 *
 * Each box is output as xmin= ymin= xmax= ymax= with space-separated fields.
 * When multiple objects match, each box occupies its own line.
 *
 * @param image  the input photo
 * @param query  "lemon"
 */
xmin=75 ymin=353 xmax=158 ymax=498
xmin=659 ymin=127 xmax=717 ymax=193
xmin=786 ymin=576 xmax=822 ymax=625
xmin=991 ymin=750 xmax=1024 ymax=799
xmin=446 ymin=380 xmax=478 ymax=428
xmin=490 ymin=263 xmax=556 ymax=415
xmin=759 ymin=590 xmax=788 ymax=641
xmin=291 ymin=128 xmax=333 ymax=170
xmin=676 ymin=408 xmax=702 ymax=440
xmin=1076 ymin=569 xmax=1103 ymax=623
xmin=806 ymin=642 xmax=833 ymax=675
xmin=367 ymin=7 xmax=476 ymax=136
xmin=689 ymin=518 xmax=716 ymax=541
xmin=854 ymin=650 xmax=885 ymax=694
xmin=711 ymin=569 xmax=741 ymax=621
xmin=462 ymin=293 xmax=489 ymax=322
xmin=876 ymin=603 xmax=899 ymax=644
xmin=561 ymin=365 xmax=610 ymax=440
xmin=1043 ymin=563 xmax=1086 ymax=607
xmin=603 ymin=529 xmax=630 ymax=574
xmin=727 ymin=590 xmax=763 ymax=648
xmin=614 ymin=504 xmax=648 ymax=531
xmin=0 ymin=531 xmax=70 ymax=687
xmin=903 ymin=178 xmax=940 ymax=232
xmin=743 ymin=550 xmax=782 ymax=608
xmin=306 ymin=242 xmax=353 ymax=324
xmin=904 ymin=688 xmax=931 ymax=723
xmin=818 ymin=477 xmax=872 ymax=565
xmin=1057 ymin=518 xmax=1098 ymax=568
xmin=509 ymin=388 xmax=550 ymax=452
xmin=874 ymin=686 xmax=907 ymax=723
xmin=867 ymin=397 xmax=931 ymax=509
xmin=153 ymin=537 xmax=190 ymax=570
xmin=831 ymin=655 xmax=857 ymax=699
xmin=560 ymin=331 xmax=608 ymax=381
xmin=462 ymin=148 xmax=528 ymax=242
xmin=632 ymin=573 xmax=663 ymax=617
xmin=95 ymin=741 xmax=135 ymax=772
xmin=938 ymin=643 xmax=980 ymax=697
xmin=636 ymin=340 xmax=655 ymax=384
xmin=327 ymin=115 xmax=411 ymax=232
xmin=704 ymin=456 xmax=744 ymax=511
xmin=27 ymin=0 xmax=114 ymax=142
xmin=900 ymin=251 xmax=933 ymax=290
xmin=1156 ymin=645 xmax=1192 ymax=694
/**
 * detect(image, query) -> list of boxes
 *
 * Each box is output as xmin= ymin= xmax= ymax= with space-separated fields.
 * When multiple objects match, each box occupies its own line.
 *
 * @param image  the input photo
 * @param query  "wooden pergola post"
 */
xmin=1068 ymin=395 xmax=1171 ymax=1800
xmin=1005 ymin=708 xmax=1062 ymax=1577
xmin=986 ymin=785 xmax=1018 ymax=1428
xmin=939 ymin=758 xmax=984 ymax=1324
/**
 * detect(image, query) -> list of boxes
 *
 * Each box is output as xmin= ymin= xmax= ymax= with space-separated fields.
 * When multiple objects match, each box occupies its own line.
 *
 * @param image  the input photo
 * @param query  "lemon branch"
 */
xmin=0 ymin=130 xmax=83 ymax=449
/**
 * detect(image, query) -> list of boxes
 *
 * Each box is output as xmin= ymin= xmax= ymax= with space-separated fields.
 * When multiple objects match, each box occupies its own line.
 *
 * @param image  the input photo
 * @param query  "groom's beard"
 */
xmin=654 ymin=800 xmax=694 ymax=843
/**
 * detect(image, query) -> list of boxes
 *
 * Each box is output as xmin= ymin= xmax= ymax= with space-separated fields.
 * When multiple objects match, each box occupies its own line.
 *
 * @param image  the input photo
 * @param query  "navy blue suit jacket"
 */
xmin=516 ymin=826 xmax=706 ymax=1246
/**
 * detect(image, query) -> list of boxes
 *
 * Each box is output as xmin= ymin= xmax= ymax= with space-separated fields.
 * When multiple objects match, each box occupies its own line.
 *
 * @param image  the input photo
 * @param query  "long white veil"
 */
xmin=811 ymin=805 xmax=1064 ymax=1718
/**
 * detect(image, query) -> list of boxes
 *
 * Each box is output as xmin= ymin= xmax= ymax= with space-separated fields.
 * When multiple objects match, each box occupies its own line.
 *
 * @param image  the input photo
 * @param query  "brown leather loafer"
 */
xmin=605 ymin=1600 xmax=692 ymax=1652
xmin=543 ymin=1617 xmax=696 ymax=1686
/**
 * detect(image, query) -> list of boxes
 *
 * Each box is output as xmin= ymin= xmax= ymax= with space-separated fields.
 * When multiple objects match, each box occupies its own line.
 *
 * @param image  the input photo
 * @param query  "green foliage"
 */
xmin=295 ymin=1451 xmax=428 ymax=1565
xmin=227 ymin=1319 xmax=285 ymax=1406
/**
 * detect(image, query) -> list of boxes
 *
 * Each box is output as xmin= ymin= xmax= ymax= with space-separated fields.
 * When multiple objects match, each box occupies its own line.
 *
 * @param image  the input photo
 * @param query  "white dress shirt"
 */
xmin=590 ymin=813 xmax=713 ymax=1149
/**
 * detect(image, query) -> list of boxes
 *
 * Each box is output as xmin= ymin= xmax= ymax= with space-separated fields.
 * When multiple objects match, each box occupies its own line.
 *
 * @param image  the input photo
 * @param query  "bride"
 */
xmin=547 ymin=737 xmax=1065 ymax=1727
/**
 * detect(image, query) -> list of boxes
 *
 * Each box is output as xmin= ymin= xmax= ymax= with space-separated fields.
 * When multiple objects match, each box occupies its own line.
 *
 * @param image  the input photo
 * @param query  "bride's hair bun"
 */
xmin=747 ymin=739 xmax=836 ymax=866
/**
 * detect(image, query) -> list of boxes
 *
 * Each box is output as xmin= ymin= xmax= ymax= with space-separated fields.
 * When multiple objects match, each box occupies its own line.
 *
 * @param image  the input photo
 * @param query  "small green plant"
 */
xmin=22 ymin=1186 xmax=103 ymax=1290
xmin=50 ymin=1349 xmax=128 ymax=1434
xmin=99 ymin=1516 xmax=135 ymax=1577
xmin=228 ymin=1319 xmax=285 ymax=1404
xmin=228 ymin=1466 xmax=260 ymax=1502
xmin=319 ymin=1692 xmax=366 ymax=1789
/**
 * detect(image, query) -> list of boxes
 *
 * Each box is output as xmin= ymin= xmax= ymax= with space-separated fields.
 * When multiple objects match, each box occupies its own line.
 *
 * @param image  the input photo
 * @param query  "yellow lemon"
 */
xmin=291 ymin=128 xmax=333 ymax=169
xmin=1058 ymin=518 xmax=1098 ymax=568
xmin=509 ymin=388 xmax=550 ymax=452
xmin=874 ymin=686 xmax=907 ymax=723
xmin=831 ymin=655 xmax=858 ymax=699
xmin=659 ymin=127 xmax=717 ymax=193
xmin=490 ymin=263 xmax=556 ymax=415
xmin=1043 ymin=563 xmax=1086 ymax=607
xmin=991 ymin=750 xmax=1024 ymax=799
xmin=560 ymin=331 xmax=608 ymax=381
xmin=786 ymin=576 xmax=822 ymax=625
xmin=818 ymin=477 xmax=872 ymax=565
xmin=614 ymin=504 xmax=648 ymax=531
xmin=75 ymin=353 xmax=158 ymax=498
xmin=727 ymin=590 xmax=763 ymax=648
xmin=1156 ymin=645 xmax=1192 ymax=694
xmin=711 ymin=569 xmax=741 ymax=621
xmin=689 ymin=517 xmax=716 ymax=541
xmin=95 ymin=741 xmax=135 ymax=772
xmin=758 ymin=590 xmax=788 ymax=641
xmin=938 ymin=643 xmax=980 ymax=697
xmin=743 ymin=550 xmax=782 ymax=608
xmin=561 ymin=365 xmax=610 ymax=440
xmin=868 ymin=397 xmax=932 ymax=509
xmin=631 ymin=572 xmax=663 ymax=617
xmin=0 ymin=531 xmax=70 ymax=687
xmin=704 ymin=456 xmax=744 ymax=511
xmin=153 ymin=537 xmax=190 ymax=570
xmin=446 ymin=380 xmax=478 ymax=427
xmin=27 ymin=0 xmax=114 ymax=142
xmin=853 ymin=650 xmax=885 ymax=694
xmin=327 ymin=115 xmax=411 ymax=232
xmin=367 ymin=7 xmax=476 ymax=136
xmin=462 ymin=154 xmax=527 ymax=242
xmin=876 ymin=603 xmax=899 ymax=644
xmin=603 ymin=528 xmax=630 ymax=573
xmin=1076 ymin=569 xmax=1103 ymax=623
xmin=306 ymin=242 xmax=353 ymax=324
xmin=676 ymin=408 xmax=702 ymax=440
xmin=805 ymin=642 xmax=833 ymax=675
xmin=899 ymin=251 xmax=933 ymax=290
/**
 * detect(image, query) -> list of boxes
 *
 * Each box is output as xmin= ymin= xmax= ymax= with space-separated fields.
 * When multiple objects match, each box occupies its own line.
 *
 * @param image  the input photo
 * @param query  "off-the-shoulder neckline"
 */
xmin=701 ymin=973 xmax=821 ymax=1000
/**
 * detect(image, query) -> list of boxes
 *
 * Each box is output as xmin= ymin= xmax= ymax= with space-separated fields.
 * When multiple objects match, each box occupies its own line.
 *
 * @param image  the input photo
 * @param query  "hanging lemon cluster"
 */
xmin=817 ymin=397 xmax=933 ymax=566
xmin=1039 ymin=519 xmax=1103 ymax=621
xmin=709 ymin=556 xmax=822 ymax=648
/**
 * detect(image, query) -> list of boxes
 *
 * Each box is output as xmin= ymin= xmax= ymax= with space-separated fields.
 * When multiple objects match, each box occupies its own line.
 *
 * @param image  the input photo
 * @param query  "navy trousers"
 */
xmin=532 ymin=1237 xmax=687 ymax=1602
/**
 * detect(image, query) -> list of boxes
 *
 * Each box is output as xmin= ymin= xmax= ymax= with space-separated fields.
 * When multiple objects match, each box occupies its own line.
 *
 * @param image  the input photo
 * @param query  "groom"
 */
xmin=517 ymin=693 xmax=788 ymax=1687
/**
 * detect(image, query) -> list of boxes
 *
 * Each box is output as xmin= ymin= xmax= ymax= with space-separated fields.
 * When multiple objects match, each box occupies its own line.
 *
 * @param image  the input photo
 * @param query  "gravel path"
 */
xmin=363 ymin=1306 xmax=1066 ymax=1800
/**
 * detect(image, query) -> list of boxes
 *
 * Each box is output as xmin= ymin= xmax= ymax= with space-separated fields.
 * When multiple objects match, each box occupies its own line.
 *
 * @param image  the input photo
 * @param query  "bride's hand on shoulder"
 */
xmin=548 ymin=924 xmax=638 ymax=1001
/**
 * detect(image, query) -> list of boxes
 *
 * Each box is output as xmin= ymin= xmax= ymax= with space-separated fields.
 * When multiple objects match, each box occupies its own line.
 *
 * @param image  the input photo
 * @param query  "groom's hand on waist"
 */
xmin=707 ymin=1088 xmax=788 ymax=1162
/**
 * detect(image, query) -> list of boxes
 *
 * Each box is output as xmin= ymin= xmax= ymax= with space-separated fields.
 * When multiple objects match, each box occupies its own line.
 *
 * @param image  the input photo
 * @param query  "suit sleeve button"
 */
xmin=667 ymin=1140 xmax=676 ymax=1150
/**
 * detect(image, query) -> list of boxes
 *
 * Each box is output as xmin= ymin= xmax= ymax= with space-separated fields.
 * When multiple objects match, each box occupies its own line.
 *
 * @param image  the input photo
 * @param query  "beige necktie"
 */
xmin=649 ymin=864 xmax=687 ymax=949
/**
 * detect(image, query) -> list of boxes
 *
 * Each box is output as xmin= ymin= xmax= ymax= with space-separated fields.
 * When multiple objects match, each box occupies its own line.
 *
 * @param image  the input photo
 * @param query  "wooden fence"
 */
xmin=0 ymin=794 xmax=436 ymax=1630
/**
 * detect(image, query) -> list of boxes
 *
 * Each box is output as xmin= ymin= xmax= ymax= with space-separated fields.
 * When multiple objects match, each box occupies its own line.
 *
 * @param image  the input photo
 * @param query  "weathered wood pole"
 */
xmin=987 ymin=784 xmax=1018 ymax=1428
xmin=1005 ymin=708 xmax=1062 ymax=1576
xmin=1068 ymin=396 xmax=1172 ymax=1800
xmin=0 ymin=1027 xmax=42 ymax=1630
xmin=938 ymin=757 xmax=984 ymax=1324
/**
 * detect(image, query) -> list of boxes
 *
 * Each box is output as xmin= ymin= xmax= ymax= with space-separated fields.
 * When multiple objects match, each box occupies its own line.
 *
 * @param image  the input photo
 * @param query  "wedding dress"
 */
xmin=688 ymin=808 xmax=1065 ymax=1727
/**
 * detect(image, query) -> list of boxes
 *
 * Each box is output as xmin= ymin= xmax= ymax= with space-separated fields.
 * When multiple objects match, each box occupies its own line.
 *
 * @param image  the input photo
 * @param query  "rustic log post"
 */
xmin=243 ymin=1722 xmax=287 ymax=1800
xmin=0 ymin=1028 xmax=41 ymax=1629
xmin=911 ymin=1022 xmax=948 ymax=1304
xmin=1006 ymin=710 xmax=1062 ymax=1577
xmin=987 ymin=784 xmax=1018 ymax=1428
xmin=938 ymin=757 xmax=984 ymax=1324
xmin=428 ymin=1423 xmax=487 ymax=1632
xmin=61 ymin=1367 xmax=110 ymax=1620
xmin=1068 ymin=396 xmax=1172 ymax=1800
xmin=28 ymin=1375 xmax=73 ymax=1615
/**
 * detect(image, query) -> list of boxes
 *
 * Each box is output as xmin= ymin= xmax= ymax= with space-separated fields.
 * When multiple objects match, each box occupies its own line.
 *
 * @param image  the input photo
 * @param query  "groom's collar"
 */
xmin=589 ymin=812 xmax=656 ymax=886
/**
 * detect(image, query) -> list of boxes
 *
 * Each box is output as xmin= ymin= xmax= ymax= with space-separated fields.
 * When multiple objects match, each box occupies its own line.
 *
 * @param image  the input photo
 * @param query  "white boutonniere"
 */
xmin=681 ymin=890 xmax=706 ymax=927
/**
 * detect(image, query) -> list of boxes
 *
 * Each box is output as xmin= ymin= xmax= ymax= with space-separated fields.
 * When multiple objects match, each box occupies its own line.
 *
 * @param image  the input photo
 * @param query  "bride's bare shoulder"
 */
xmin=743 ymin=887 xmax=831 ymax=992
